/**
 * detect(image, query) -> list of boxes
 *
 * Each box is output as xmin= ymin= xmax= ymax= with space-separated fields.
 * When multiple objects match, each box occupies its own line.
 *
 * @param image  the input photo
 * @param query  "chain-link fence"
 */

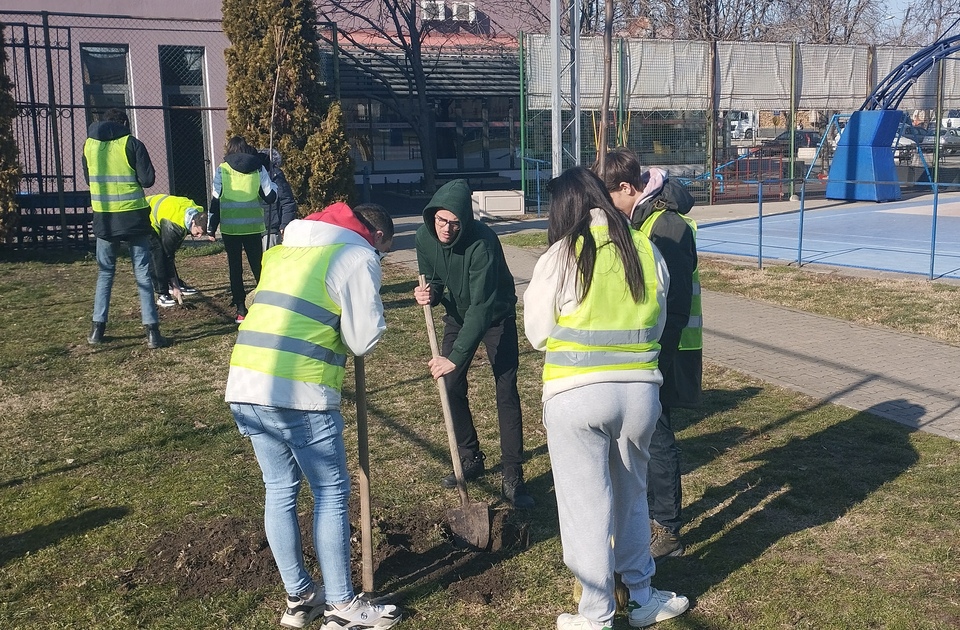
xmin=2 ymin=10 xmax=228 ymax=247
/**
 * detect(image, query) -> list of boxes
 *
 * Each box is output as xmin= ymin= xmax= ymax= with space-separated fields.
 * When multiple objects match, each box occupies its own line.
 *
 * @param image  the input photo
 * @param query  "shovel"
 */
xmin=354 ymin=355 xmax=375 ymax=592
xmin=419 ymin=275 xmax=491 ymax=550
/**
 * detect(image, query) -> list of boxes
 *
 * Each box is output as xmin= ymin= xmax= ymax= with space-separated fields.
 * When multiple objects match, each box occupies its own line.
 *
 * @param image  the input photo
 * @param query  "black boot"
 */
xmin=88 ymin=321 xmax=106 ymax=345
xmin=502 ymin=472 xmax=536 ymax=509
xmin=145 ymin=324 xmax=167 ymax=349
xmin=441 ymin=452 xmax=485 ymax=489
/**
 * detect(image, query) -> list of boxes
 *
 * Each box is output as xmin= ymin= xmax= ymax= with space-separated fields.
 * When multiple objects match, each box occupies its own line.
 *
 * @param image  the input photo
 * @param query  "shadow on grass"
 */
xmin=676 ymin=386 xmax=764 ymax=477
xmin=0 ymin=506 xmax=129 ymax=568
xmin=659 ymin=394 xmax=920 ymax=600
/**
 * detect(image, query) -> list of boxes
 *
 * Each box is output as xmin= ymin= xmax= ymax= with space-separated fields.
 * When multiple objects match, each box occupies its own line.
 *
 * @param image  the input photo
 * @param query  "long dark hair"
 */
xmin=224 ymin=135 xmax=257 ymax=157
xmin=546 ymin=166 xmax=645 ymax=302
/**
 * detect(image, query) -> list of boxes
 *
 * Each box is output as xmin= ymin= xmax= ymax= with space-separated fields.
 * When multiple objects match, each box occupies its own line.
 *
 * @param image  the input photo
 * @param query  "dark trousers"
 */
xmin=223 ymin=233 xmax=263 ymax=309
xmin=441 ymin=315 xmax=525 ymax=479
xmin=647 ymin=406 xmax=682 ymax=533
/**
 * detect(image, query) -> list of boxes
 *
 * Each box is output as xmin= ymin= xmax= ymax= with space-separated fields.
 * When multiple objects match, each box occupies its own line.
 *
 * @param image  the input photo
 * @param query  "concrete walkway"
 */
xmin=388 ymin=199 xmax=960 ymax=442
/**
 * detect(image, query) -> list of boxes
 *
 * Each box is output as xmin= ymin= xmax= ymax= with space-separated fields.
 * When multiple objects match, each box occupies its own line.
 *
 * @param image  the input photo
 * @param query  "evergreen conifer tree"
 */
xmin=221 ymin=0 xmax=353 ymax=210
xmin=0 ymin=23 xmax=22 ymax=241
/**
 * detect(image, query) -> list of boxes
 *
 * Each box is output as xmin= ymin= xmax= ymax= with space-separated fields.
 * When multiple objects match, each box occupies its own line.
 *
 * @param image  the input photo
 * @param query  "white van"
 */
xmin=943 ymin=110 xmax=960 ymax=129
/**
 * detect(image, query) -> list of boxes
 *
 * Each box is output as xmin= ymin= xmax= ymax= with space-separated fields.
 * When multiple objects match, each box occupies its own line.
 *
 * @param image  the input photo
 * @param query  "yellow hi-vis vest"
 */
xmin=83 ymin=136 xmax=147 ymax=213
xmin=229 ymin=244 xmax=348 ymax=388
xmin=543 ymin=226 xmax=662 ymax=383
xmin=147 ymin=194 xmax=198 ymax=233
xmin=639 ymin=209 xmax=703 ymax=352
xmin=218 ymin=164 xmax=265 ymax=235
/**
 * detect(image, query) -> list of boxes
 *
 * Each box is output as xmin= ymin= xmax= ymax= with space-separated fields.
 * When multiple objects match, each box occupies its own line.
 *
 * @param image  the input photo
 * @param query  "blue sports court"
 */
xmin=696 ymin=193 xmax=960 ymax=280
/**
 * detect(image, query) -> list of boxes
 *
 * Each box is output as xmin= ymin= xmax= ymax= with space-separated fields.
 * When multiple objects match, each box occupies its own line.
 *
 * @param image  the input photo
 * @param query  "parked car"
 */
xmin=756 ymin=130 xmax=823 ymax=156
xmin=918 ymin=127 xmax=960 ymax=155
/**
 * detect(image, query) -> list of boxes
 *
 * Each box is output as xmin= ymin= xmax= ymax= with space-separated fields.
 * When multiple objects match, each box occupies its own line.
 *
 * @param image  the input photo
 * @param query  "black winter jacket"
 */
xmin=630 ymin=177 xmax=702 ymax=408
xmin=263 ymin=167 xmax=298 ymax=234
xmin=82 ymin=120 xmax=155 ymax=240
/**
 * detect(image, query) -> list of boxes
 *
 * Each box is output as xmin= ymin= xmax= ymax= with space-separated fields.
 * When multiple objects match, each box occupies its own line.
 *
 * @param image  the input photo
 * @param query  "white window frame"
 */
xmin=420 ymin=0 xmax=444 ymax=20
xmin=452 ymin=1 xmax=476 ymax=22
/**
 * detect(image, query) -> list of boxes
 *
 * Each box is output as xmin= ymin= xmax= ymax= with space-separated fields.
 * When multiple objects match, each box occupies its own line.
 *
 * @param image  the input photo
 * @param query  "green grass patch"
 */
xmin=1 ymin=249 xmax=958 ymax=629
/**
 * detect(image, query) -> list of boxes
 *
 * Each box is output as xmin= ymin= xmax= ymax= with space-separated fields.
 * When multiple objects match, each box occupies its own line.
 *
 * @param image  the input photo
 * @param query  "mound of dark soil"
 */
xmin=125 ymin=499 xmax=531 ymax=605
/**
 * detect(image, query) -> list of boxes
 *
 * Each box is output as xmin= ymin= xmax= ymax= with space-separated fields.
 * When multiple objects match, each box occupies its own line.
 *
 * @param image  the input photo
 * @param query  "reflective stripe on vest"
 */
xmin=83 ymin=136 xmax=147 ymax=213
xmin=639 ymin=209 xmax=703 ymax=351
xmin=229 ymin=244 xmax=347 ymax=387
xmin=543 ymin=226 xmax=661 ymax=383
xmin=219 ymin=164 xmax=265 ymax=235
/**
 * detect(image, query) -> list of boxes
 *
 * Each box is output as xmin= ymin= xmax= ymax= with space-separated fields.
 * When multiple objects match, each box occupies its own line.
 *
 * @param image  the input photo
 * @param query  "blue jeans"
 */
xmin=93 ymin=236 xmax=159 ymax=325
xmin=231 ymin=403 xmax=354 ymax=602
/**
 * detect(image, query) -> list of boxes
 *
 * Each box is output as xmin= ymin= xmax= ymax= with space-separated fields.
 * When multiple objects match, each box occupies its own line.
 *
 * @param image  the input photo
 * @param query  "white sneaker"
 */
xmin=556 ymin=613 xmax=612 ymax=630
xmin=156 ymin=294 xmax=176 ymax=308
xmin=321 ymin=593 xmax=401 ymax=629
xmin=627 ymin=588 xmax=690 ymax=627
xmin=280 ymin=588 xmax=325 ymax=629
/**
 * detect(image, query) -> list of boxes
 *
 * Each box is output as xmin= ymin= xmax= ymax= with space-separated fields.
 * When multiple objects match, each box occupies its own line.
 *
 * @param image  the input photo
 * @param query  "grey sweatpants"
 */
xmin=544 ymin=380 xmax=661 ymax=626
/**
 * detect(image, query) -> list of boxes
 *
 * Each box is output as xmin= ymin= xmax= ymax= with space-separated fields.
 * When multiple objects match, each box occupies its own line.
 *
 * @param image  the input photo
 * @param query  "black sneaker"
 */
xmin=281 ymin=588 xmax=324 ymax=629
xmin=440 ymin=452 xmax=485 ymax=489
xmin=502 ymin=474 xmax=535 ymax=509
xmin=156 ymin=293 xmax=176 ymax=308
xmin=178 ymin=281 xmax=198 ymax=296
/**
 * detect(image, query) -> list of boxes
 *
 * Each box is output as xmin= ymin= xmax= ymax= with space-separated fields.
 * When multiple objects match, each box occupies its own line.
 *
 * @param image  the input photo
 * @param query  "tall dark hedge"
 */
xmin=221 ymin=0 xmax=353 ymax=211
xmin=0 ymin=23 xmax=22 ymax=241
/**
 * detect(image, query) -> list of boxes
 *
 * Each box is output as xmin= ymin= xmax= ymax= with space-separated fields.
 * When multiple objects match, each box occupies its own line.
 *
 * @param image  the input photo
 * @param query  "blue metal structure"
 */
xmin=826 ymin=24 xmax=960 ymax=201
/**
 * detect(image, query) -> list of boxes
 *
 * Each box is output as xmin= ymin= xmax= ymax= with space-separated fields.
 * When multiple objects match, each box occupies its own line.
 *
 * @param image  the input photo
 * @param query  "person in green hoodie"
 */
xmin=413 ymin=179 xmax=534 ymax=509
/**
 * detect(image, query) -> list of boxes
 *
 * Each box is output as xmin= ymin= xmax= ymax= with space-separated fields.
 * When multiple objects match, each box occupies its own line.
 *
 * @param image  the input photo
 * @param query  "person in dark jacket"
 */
xmin=413 ymin=179 xmax=534 ymax=509
xmin=208 ymin=136 xmax=277 ymax=323
xmin=595 ymin=148 xmax=703 ymax=560
xmin=82 ymin=107 xmax=167 ymax=349
xmin=146 ymin=194 xmax=208 ymax=307
xmin=258 ymin=148 xmax=298 ymax=250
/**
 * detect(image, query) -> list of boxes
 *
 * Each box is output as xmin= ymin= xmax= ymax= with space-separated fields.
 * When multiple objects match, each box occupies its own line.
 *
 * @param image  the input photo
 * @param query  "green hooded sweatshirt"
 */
xmin=415 ymin=179 xmax=518 ymax=367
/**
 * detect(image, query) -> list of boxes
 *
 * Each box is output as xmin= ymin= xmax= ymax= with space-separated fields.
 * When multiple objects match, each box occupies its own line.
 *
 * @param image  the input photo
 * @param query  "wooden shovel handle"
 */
xmin=355 ymin=355 xmax=374 ymax=592
xmin=419 ymin=274 xmax=472 ymax=507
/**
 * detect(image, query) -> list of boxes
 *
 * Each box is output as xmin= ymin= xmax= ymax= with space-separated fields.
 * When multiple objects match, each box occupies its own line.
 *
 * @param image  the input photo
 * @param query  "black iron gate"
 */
xmin=6 ymin=15 xmax=91 ymax=247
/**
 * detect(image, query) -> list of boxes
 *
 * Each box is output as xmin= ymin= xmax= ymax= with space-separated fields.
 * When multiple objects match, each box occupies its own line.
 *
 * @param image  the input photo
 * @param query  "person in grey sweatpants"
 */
xmin=524 ymin=167 xmax=689 ymax=630
xmin=545 ymin=382 xmax=661 ymax=624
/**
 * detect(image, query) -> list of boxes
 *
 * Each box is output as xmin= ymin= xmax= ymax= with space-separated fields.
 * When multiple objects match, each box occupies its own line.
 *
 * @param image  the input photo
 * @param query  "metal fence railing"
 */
xmin=2 ymin=10 xmax=228 ymax=248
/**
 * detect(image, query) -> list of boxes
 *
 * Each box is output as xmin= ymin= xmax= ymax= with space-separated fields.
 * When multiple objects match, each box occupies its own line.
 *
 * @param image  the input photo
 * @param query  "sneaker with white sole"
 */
xmin=556 ymin=613 xmax=612 ymax=630
xmin=281 ymin=589 xmax=325 ymax=629
xmin=626 ymin=588 xmax=690 ymax=627
xmin=321 ymin=593 xmax=401 ymax=629
xmin=178 ymin=282 xmax=198 ymax=296
xmin=156 ymin=293 xmax=176 ymax=308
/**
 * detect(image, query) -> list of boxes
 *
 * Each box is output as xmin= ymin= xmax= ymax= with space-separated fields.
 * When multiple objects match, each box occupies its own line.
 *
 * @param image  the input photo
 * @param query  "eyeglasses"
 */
xmin=435 ymin=216 xmax=461 ymax=229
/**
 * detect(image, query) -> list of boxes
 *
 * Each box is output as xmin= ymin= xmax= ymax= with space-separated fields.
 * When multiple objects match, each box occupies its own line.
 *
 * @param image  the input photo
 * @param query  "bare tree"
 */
xmin=598 ymin=0 xmax=614 ymax=172
xmin=899 ymin=2 xmax=960 ymax=43
xmin=314 ymin=0 xmax=547 ymax=192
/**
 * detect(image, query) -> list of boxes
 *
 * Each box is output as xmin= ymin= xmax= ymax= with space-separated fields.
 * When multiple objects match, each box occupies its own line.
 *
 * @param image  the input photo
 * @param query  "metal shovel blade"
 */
xmin=446 ymin=501 xmax=491 ymax=550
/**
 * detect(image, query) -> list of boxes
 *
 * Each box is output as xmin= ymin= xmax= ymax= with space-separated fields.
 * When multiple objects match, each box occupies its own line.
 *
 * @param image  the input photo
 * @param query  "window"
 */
xmin=452 ymin=2 xmax=475 ymax=22
xmin=421 ymin=0 xmax=444 ymax=20
xmin=80 ymin=44 xmax=130 ymax=127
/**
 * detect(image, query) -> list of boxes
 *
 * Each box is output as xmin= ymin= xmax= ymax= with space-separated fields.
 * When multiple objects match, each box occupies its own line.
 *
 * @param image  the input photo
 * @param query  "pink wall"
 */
xmin=0 ymin=1 xmax=223 ymax=21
